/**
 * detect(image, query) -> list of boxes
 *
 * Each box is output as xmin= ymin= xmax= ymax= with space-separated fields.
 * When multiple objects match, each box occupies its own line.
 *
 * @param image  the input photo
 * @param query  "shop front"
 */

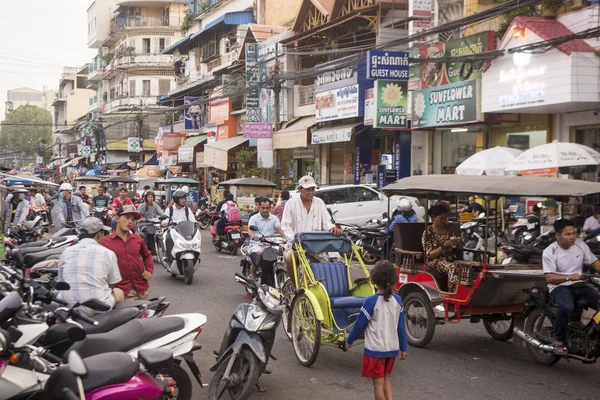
xmin=177 ymin=134 xmax=207 ymax=179
xmin=203 ymin=136 xmax=249 ymax=184
xmin=272 ymin=116 xmax=316 ymax=187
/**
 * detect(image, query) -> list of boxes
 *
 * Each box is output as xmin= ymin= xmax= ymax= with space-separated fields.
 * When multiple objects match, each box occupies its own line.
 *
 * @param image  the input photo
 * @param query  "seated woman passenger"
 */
xmin=422 ymin=202 xmax=463 ymax=292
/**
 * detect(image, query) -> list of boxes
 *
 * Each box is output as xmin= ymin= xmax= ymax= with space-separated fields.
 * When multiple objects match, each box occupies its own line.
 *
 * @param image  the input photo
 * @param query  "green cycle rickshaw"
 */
xmin=282 ymin=232 xmax=376 ymax=367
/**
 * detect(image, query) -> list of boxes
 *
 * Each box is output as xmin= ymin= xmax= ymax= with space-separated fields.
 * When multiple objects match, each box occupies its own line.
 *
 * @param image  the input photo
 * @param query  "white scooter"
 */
xmin=156 ymin=220 xmax=201 ymax=285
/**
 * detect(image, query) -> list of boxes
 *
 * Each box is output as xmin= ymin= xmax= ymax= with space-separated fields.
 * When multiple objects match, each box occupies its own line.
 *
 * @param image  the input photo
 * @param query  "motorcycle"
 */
xmin=29 ymin=206 xmax=50 ymax=233
xmin=156 ymin=220 xmax=201 ymax=285
xmin=139 ymin=216 xmax=168 ymax=255
xmin=513 ymin=274 xmax=600 ymax=365
xmin=196 ymin=205 xmax=215 ymax=230
xmin=209 ymin=273 xmax=284 ymax=400
xmin=210 ymin=213 xmax=243 ymax=256
xmin=91 ymin=206 xmax=110 ymax=227
xmin=511 ymin=203 xmax=542 ymax=244
xmin=240 ymin=227 xmax=287 ymax=290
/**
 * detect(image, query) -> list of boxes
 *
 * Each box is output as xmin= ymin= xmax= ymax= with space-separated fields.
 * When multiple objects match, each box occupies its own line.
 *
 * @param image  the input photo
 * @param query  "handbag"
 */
xmin=427 ymin=227 xmax=462 ymax=262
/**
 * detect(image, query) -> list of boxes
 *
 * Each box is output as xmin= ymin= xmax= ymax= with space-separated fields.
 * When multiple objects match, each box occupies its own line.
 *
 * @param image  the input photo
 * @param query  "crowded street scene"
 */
xmin=2 ymin=0 xmax=600 ymax=399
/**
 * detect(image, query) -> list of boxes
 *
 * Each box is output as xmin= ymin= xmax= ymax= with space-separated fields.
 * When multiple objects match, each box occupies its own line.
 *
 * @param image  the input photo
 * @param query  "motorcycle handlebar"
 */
xmin=44 ymin=349 xmax=64 ymax=364
xmin=71 ymin=308 xmax=99 ymax=326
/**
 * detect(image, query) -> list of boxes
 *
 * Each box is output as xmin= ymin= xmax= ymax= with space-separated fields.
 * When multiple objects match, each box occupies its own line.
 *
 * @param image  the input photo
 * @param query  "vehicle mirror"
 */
xmin=249 ymin=225 xmax=258 ymax=231
xmin=55 ymin=281 xmax=70 ymax=291
xmin=81 ymin=298 xmax=110 ymax=312
xmin=67 ymin=351 xmax=88 ymax=377
xmin=67 ymin=326 xmax=86 ymax=342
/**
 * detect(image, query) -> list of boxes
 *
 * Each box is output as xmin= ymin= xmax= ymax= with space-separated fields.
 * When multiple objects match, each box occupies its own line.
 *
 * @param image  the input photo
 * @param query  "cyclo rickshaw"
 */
xmin=283 ymin=232 xmax=376 ymax=367
xmin=382 ymin=174 xmax=600 ymax=348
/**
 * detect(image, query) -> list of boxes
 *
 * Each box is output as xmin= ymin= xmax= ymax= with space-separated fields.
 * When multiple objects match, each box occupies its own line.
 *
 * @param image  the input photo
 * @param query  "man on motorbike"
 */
xmin=28 ymin=187 xmax=46 ymax=208
xmin=281 ymin=175 xmax=342 ymax=280
xmin=92 ymin=185 xmax=111 ymax=208
xmin=110 ymin=186 xmax=133 ymax=230
xmin=386 ymin=198 xmax=417 ymax=233
xmin=248 ymin=198 xmax=285 ymax=279
xmin=138 ymin=190 xmax=165 ymax=254
xmin=103 ymin=205 xmax=154 ymax=300
xmin=56 ymin=182 xmax=89 ymax=226
xmin=542 ymin=218 xmax=600 ymax=355
xmin=583 ymin=208 xmax=600 ymax=233
xmin=162 ymin=189 xmax=195 ymax=263
xmin=3 ymin=185 xmax=30 ymax=240
xmin=57 ymin=217 xmax=124 ymax=313
xmin=216 ymin=193 xmax=240 ymax=236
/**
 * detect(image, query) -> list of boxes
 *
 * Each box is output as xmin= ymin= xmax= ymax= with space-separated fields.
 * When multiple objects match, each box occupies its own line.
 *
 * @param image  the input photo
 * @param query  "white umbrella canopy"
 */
xmin=456 ymin=146 xmax=523 ymax=176
xmin=504 ymin=141 xmax=600 ymax=176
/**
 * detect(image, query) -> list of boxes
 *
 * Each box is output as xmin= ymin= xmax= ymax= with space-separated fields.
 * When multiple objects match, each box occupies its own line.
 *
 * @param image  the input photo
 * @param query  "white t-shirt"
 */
xmin=166 ymin=205 xmax=194 ymax=225
xmin=583 ymin=215 xmax=600 ymax=232
xmin=31 ymin=193 xmax=46 ymax=208
xmin=542 ymin=239 xmax=596 ymax=292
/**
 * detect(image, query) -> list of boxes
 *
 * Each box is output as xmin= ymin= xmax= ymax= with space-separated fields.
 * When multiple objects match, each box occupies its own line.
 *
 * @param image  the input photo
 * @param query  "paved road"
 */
xmin=145 ymin=231 xmax=599 ymax=400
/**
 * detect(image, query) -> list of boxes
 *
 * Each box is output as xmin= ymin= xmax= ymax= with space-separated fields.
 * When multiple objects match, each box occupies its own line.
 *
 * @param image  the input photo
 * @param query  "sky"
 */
xmin=0 ymin=0 xmax=97 ymax=120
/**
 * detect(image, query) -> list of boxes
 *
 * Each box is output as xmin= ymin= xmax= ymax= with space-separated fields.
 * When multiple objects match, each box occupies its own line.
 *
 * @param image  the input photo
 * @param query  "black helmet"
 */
xmin=172 ymin=189 xmax=188 ymax=203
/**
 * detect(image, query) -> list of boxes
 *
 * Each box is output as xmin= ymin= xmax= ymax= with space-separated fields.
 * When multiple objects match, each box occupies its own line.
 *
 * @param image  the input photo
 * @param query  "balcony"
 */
xmin=293 ymin=85 xmax=315 ymax=117
xmin=103 ymin=54 xmax=173 ymax=79
xmin=210 ymin=49 xmax=240 ymax=73
xmin=88 ymin=58 xmax=103 ymax=82
xmin=88 ymin=95 xmax=104 ymax=113
xmin=171 ymin=66 xmax=212 ymax=96
xmin=206 ymin=57 xmax=221 ymax=73
xmin=104 ymin=96 xmax=159 ymax=113
xmin=113 ymin=16 xmax=179 ymax=32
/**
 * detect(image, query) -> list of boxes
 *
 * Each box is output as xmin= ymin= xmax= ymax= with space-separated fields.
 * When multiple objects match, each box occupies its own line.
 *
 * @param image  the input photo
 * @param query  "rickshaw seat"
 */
xmin=425 ymin=265 xmax=448 ymax=292
xmin=310 ymin=262 xmax=366 ymax=309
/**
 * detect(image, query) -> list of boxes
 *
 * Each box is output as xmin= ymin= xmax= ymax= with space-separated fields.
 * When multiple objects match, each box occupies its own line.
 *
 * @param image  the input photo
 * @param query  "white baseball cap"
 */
xmin=298 ymin=175 xmax=317 ymax=189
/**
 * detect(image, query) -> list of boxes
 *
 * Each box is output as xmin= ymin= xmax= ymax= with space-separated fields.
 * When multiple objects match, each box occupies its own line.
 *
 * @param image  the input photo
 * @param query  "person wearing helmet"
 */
xmin=386 ymin=198 xmax=417 ymax=234
xmin=162 ymin=188 xmax=194 ymax=263
xmin=138 ymin=191 xmax=164 ymax=221
xmin=166 ymin=185 xmax=190 ymax=208
xmin=56 ymin=182 xmax=90 ymax=226
xmin=3 ymin=185 xmax=30 ymax=239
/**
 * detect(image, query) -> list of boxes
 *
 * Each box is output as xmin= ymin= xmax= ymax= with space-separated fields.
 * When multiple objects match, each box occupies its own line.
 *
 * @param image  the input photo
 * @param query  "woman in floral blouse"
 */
xmin=422 ymin=202 xmax=462 ymax=292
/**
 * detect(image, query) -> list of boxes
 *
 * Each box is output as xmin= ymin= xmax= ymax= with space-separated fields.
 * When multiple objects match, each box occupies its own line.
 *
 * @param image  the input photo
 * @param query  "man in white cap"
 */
xmin=56 ymin=182 xmax=89 ymax=226
xmin=281 ymin=175 xmax=342 ymax=279
xmin=57 ymin=217 xmax=124 ymax=313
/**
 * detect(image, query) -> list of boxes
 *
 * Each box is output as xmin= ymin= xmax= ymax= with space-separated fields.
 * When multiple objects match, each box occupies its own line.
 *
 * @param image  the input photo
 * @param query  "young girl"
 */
xmin=345 ymin=260 xmax=408 ymax=400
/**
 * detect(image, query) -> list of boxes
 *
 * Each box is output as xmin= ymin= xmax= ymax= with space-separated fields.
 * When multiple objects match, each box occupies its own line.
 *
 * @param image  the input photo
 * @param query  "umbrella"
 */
xmin=505 ymin=141 xmax=600 ymax=177
xmin=135 ymin=166 xmax=162 ymax=179
xmin=456 ymin=146 xmax=523 ymax=176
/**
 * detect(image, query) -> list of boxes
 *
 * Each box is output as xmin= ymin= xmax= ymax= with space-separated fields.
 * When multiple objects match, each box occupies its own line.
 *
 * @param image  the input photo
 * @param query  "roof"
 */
xmin=382 ymin=175 xmax=600 ymax=199
xmin=180 ymin=134 xmax=208 ymax=149
xmin=276 ymin=116 xmax=316 ymax=134
xmin=101 ymin=176 xmax=138 ymax=183
xmin=312 ymin=0 xmax=335 ymax=16
xmin=508 ymin=16 xmax=596 ymax=55
xmin=247 ymin=24 xmax=286 ymax=41
xmin=157 ymin=177 xmax=200 ymax=185
xmin=204 ymin=135 xmax=248 ymax=151
xmin=220 ymin=177 xmax=276 ymax=187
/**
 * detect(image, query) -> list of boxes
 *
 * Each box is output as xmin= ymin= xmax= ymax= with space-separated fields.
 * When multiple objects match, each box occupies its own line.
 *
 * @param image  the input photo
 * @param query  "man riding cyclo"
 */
xmin=281 ymin=175 xmax=343 ymax=285
xmin=247 ymin=198 xmax=285 ymax=280
xmin=162 ymin=189 xmax=195 ymax=264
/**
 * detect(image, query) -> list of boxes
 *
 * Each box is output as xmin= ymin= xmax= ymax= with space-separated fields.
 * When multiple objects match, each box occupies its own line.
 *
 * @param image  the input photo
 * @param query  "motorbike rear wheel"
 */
xmin=183 ymin=259 xmax=194 ymax=285
xmin=199 ymin=216 xmax=210 ymax=230
xmin=208 ymin=349 xmax=259 ymax=400
xmin=156 ymin=363 xmax=192 ymax=400
xmin=524 ymin=308 xmax=561 ymax=365
xmin=361 ymin=249 xmax=379 ymax=265
xmin=229 ymin=242 xmax=239 ymax=256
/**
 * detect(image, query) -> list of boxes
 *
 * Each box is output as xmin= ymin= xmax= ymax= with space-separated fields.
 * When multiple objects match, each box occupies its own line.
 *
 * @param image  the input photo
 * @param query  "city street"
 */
xmin=148 ymin=231 xmax=599 ymax=400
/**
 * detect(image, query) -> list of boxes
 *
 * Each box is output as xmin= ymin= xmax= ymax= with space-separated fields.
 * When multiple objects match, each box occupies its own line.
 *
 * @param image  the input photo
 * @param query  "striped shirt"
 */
xmin=57 ymin=238 xmax=121 ymax=310
xmin=281 ymin=195 xmax=335 ymax=242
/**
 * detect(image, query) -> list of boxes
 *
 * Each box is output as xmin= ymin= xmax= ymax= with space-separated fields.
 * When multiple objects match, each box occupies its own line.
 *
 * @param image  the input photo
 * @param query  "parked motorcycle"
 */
xmin=209 ymin=273 xmax=284 ymax=400
xmin=156 ymin=220 xmax=201 ymax=284
xmin=240 ymin=227 xmax=287 ymax=290
xmin=210 ymin=213 xmax=243 ymax=256
xmin=513 ymin=273 xmax=600 ymax=365
xmin=511 ymin=203 xmax=542 ymax=244
xmin=29 ymin=206 xmax=50 ymax=233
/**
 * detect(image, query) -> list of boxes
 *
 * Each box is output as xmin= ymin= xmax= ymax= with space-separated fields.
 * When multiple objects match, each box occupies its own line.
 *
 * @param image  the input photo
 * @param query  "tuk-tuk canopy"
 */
xmin=220 ymin=177 xmax=276 ymax=187
xmin=101 ymin=176 xmax=138 ymax=184
xmin=157 ymin=178 xmax=200 ymax=185
xmin=382 ymin=175 xmax=600 ymax=199
xmin=75 ymin=176 xmax=106 ymax=182
xmin=0 ymin=173 xmax=59 ymax=187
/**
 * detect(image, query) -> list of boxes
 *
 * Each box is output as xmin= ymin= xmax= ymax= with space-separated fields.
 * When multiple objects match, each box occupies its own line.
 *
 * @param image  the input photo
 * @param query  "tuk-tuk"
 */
xmin=157 ymin=177 xmax=201 ymax=210
xmin=218 ymin=177 xmax=277 ymax=233
xmin=101 ymin=176 xmax=138 ymax=200
xmin=74 ymin=176 xmax=107 ymax=196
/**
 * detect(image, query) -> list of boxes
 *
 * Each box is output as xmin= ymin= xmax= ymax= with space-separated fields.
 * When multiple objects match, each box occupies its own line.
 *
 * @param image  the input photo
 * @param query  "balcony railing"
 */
xmin=89 ymin=95 xmax=98 ymax=106
xmin=206 ymin=57 xmax=221 ymax=73
xmin=104 ymin=96 xmax=159 ymax=113
xmin=200 ymin=41 xmax=217 ymax=61
xmin=114 ymin=16 xmax=178 ymax=31
xmin=112 ymin=54 xmax=173 ymax=68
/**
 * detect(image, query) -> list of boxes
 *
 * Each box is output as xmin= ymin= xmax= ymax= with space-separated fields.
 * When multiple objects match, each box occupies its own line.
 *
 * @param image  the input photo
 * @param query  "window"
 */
xmin=159 ymin=38 xmax=168 ymax=52
xmin=128 ymin=39 xmax=136 ymax=52
xmin=76 ymin=76 xmax=88 ymax=89
xmin=142 ymin=80 xmax=151 ymax=96
xmin=158 ymin=79 xmax=170 ymax=95
xmin=347 ymin=187 xmax=380 ymax=202
xmin=129 ymin=80 xmax=136 ymax=97
xmin=316 ymin=189 xmax=350 ymax=205
xmin=142 ymin=38 xmax=151 ymax=54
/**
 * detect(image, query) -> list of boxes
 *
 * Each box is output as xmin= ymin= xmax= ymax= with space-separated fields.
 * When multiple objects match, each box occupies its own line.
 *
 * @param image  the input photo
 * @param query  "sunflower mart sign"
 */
xmin=411 ymin=79 xmax=482 ymax=128
xmin=374 ymin=80 xmax=408 ymax=128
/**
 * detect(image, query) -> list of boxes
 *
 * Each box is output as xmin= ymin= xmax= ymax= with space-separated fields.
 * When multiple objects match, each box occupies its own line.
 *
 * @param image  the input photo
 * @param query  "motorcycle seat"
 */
xmin=138 ymin=348 xmax=173 ymax=372
xmin=310 ymin=262 xmax=367 ymax=309
xmin=53 ymin=236 xmax=70 ymax=244
xmin=23 ymin=247 xmax=64 ymax=268
xmin=114 ymin=300 xmax=149 ymax=309
xmin=44 ymin=352 xmax=139 ymax=399
xmin=7 ymin=246 xmax=49 ymax=257
xmin=18 ymin=240 xmax=50 ymax=249
xmin=65 ymin=317 xmax=185 ymax=361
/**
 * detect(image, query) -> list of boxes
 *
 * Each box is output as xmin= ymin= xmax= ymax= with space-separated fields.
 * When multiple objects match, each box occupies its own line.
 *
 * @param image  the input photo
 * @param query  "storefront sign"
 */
xmin=127 ymin=138 xmax=141 ymax=153
xmin=408 ymin=20 xmax=431 ymax=48
xmin=243 ymin=123 xmax=273 ymax=139
xmin=162 ymin=132 xmax=182 ymax=151
xmin=374 ymin=80 xmax=408 ymax=128
xmin=245 ymin=43 xmax=260 ymax=122
xmin=293 ymin=148 xmax=315 ymax=159
xmin=412 ymin=79 xmax=482 ymax=128
xmin=315 ymin=66 xmax=356 ymax=93
xmin=184 ymin=97 xmax=201 ymax=131
xmin=257 ymin=138 xmax=274 ymax=168
xmin=216 ymin=125 xmax=230 ymax=141
xmin=159 ymin=154 xmax=178 ymax=170
xmin=209 ymin=99 xmax=230 ymax=125
xmin=178 ymin=147 xmax=194 ymax=163
xmin=394 ymin=133 xmax=401 ymax=179
xmin=196 ymin=152 xmax=205 ymax=168
xmin=409 ymin=0 xmax=432 ymax=17
xmin=354 ymin=145 xmax=361 ymax=185
xmin=311 ymin=127 xmax=352 ymax=144
xmin=315 ymin=84 xmax=359 ymax=122
xmin=364 ymin=88 xmax=375 ymax=125
xmin=366 ymin=51 xmax=409 ymax=80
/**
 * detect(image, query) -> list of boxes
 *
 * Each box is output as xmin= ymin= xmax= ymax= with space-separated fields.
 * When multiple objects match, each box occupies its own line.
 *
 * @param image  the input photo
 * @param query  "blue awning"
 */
xmin=191 ymin=11 xmax=254 ymax=40
xmin=144 ymin=152 xmax=159 ymax=166
xmin=163 ymin=34 xmax=191 ymax=55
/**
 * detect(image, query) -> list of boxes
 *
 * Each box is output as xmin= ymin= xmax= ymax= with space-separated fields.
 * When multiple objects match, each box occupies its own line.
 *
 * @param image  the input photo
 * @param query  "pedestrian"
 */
xmin=3 ymin=185 xmax=30 ymax=240
xmin=102 ymin=205 xmax=154 ymax=300
xmin=345 ymin=260 xmax=408 ymax=400
xmin=272 ymin=190 xmax=289 ymax=221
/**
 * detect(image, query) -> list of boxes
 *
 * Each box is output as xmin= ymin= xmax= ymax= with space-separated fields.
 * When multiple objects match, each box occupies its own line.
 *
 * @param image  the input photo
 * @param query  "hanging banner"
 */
xmin=364 ymin=88 xmax=375 ymax=126
xmin=257 ymin=138 xmax=273 ymax=168
xmin=374 ymin=80 xmax=408 ymax=128
xmin=411 ymin=79 xmax=482 ymax=128
xmin=243 ymin=123 xmax=273 ymax=138
xmin=178 ymin=147 xmax=194 ymax=163
xmin=315 ymin=85 xmax=359 ymax=122
xmin=245 ymin=43 xmax=260 ymax=122
xmin=366 ymin=51 xmax=409 ymax=80
xmin=184 ymin=97 xmax=201 ymax=131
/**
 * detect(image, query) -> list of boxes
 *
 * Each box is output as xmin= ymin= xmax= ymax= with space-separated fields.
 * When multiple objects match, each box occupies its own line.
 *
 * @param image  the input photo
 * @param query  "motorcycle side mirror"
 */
xmin=67 ymin=351 xmax=88 ymax=378
xmin=81 ymin=298 xmax=110 ymax=312
xmin=249 ymin=225 xmax=258 ymax=231
xmin=55 ymin=281 xmax=71 ymax=291
xmin=67 ymin=326 xmax=87 ymax=342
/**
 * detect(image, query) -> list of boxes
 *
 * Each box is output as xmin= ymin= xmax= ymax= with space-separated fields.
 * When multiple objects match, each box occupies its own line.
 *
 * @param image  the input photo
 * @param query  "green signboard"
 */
xmin=373 ymin=80 xmax=408 ymax=128
xmin=411 ymin=79 xmax=482 ymax=128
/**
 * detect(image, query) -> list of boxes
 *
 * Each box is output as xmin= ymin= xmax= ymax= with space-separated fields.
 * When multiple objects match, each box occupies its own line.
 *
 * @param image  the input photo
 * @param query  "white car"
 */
xmin=291 ymin=184 xmax=424 ymax=226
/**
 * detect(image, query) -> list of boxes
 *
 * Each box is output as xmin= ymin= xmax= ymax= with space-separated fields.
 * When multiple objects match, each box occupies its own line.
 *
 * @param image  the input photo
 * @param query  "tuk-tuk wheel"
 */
xmin=403 ymin=292 xmax=435 ymax=348
xmin=291 ymin=294 xmax=321 ymax=367
xmin=482 ymin=316 xmax=515 ymax=341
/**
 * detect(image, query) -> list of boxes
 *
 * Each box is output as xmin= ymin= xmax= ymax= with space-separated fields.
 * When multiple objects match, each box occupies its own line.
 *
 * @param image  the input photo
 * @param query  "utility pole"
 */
xmin=273 ymin=41 xmax=281 ymax=132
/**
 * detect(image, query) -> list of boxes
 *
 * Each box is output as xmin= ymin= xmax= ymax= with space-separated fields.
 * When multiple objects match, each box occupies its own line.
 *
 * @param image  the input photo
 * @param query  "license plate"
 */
xmin=231 ymin=233 xmax=241 ymax=239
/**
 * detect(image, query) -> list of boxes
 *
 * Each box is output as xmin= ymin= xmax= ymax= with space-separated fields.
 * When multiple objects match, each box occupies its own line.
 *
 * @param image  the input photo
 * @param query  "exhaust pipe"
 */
xmin=513 ymin=327 xmax=554 ymax=352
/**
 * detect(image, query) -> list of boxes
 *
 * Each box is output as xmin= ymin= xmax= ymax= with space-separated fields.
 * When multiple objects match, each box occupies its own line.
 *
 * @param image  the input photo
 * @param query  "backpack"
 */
xmin=225 ymin=201 xmax=240 ymax=222
xmin=169 ymin=205 xmax=189 ymax=224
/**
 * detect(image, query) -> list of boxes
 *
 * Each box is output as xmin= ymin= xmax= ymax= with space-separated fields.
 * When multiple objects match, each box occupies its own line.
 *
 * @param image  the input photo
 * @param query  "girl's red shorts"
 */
xmin=360 ymin=354 xmax=395 ymax=378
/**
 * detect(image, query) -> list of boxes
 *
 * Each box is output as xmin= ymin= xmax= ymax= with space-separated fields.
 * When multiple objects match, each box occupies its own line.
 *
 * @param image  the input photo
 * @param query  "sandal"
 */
xmin=552 ymin=343 xmax=568 ymax=355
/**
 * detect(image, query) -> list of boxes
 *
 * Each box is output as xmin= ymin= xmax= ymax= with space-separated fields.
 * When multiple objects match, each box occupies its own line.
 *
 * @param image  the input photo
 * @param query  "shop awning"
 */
xmin=191 ymin=11 xmax=255 ymax=40
xmin=179 ymin=134 xmax=208 ymax=149
xmin=60 ymin=157 xmax=83 ymax=169
xmin=162 ymin=34 xmax=191 ymax=55
xmin=310 ymin=122 xmax=364 ymax=145
xmin=204 ymin=136 xmax=248 ymax=171
xmin=273 ymin=116 xmax=316 ymax=150
xmin=106 ymin=140 xmax=156 ymax=151
xmin=144 ymin=152 xmax=159 ymax=166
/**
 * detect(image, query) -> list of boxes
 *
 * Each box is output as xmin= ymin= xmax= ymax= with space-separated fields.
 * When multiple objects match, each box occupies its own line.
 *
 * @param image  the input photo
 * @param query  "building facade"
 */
xmin=5 ymin=87 xmax=56 ymax=119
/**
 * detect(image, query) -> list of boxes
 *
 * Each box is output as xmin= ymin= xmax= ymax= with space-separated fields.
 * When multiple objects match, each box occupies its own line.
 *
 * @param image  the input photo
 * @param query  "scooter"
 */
xmin=210 ymin=213 xmax=243 ymax=256
xmin=511 ymin=203 xmax=542 ymax=244
xmin=139 ymin=216 xmax=168 ymax=255
xmin=240 ymin=227 xmax=287 ymax=290
xmin=195 ymin=205 xmax=215 ymax=230
xmin=156 ymin=220 xmax=201 ymax=285
xmin=209 ymin=273 xmax=283 ymax=399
